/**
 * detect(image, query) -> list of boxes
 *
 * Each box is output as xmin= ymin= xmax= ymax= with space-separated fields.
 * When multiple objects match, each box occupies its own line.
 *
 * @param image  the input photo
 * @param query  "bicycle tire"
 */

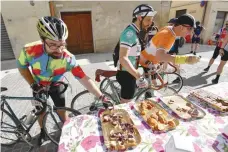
xmin=71 ymin=90 xmax=115 ymax=114
xmin=42 ymin=107 xmax=81 ymax=145
xmin=99 ymin=78 xmax=108 ymax=91
xmin=164 ymin=73 xmax=183 ymax=93
xmin=0 ymin=109 xmax=19 ymax=146
xmin=135 ymin=86 xmax=177 ymax=101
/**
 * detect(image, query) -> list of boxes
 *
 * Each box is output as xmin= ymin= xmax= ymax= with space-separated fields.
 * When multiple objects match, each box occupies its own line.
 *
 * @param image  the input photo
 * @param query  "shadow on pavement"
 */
xmin=183 ymin=72 xmax=216 ymax=87
xmin=1 ymin=134 xmax=58 ymax=152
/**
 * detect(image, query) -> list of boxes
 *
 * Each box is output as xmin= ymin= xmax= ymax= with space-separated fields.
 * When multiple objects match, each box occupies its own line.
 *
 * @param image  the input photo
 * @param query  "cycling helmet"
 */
xmin=133 ymin=4 xmax=157 ymax=18
xmin=37 ymin=16 xmax=68 ymax=41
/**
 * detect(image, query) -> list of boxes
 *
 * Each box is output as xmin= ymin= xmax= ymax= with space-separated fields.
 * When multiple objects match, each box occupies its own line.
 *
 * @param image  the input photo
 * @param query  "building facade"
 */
xmin=169 ymin=0 xmax=228 ymax=44
xmin=1 ymin=1 xmax=171 ymax=61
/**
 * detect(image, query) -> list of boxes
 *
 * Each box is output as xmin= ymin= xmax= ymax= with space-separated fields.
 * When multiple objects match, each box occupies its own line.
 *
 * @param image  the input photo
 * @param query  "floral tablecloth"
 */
xmin=58 ymin=83 xmax=228 ymax=152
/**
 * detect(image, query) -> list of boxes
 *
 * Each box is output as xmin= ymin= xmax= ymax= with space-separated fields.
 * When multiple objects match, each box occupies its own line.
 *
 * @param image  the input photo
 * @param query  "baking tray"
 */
xmin=100 ymin=109 xmax=141 ymax=151
xmin=159 ymin=95 xmax=206 ymax=121
xmin=189 ymin=89 xmax=228 ymax=113
xmin=134 ymin=100 xmax=179 ymax=133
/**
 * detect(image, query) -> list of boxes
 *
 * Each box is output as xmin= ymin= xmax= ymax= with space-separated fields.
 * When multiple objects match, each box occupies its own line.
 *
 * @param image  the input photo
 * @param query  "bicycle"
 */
xmin=71 ymin=63 xmax=179 ymax=114
xmin=100 ymin=62 xmax=183 ymax=94
xmin=0 ymin=82 xmax=81 ymax=149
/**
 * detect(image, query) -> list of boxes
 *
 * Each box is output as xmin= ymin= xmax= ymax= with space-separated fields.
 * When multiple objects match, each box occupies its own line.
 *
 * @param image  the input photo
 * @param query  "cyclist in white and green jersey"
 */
xmin=116 ymin=4 xmax=157 ymax=103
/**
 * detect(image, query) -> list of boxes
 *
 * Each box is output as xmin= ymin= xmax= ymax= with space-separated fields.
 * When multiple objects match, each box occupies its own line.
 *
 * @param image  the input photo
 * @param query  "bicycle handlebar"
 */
xmin=165 ymin=62 xmax=177 ymax=74
xmin=35 ymin=81 xmax=68 ymax=115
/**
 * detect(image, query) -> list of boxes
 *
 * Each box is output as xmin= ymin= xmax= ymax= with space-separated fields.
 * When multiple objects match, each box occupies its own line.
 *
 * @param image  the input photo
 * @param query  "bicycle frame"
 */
xmin=100 ymin=77 xmax=153 ymax=103
xmin=1 ymin=96 xmax=40 ymax=133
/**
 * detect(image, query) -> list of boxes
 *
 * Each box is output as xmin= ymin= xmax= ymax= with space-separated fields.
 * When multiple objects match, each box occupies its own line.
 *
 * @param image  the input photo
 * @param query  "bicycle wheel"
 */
xmin=136 ymin=86 xmax=177 ymax=102
xmin=99 ymin=78 xmax=120 ymax=95
xmin=99 ymin=78 xmax=108 ymax=91
xmin=71 ymin=90 xmax=115 ymax=115
xmin=0 ymin=109 xmax=19 ymax=146
xmin=42 ymin=107 xmax=81 ymax=145
xmin=163 ymin=73 xmax=183 ymax=92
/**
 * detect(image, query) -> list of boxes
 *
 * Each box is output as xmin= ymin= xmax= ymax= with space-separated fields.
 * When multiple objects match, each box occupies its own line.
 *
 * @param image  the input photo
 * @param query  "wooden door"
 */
xmin=61 ymin=12 xmax=94 ymax=54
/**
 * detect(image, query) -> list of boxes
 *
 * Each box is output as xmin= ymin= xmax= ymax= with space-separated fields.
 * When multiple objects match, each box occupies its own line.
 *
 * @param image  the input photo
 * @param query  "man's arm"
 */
xmin=119 ymin=47 xmax=140 ymax=79
xmin=156 ymin=49 xmax=175 ymax=63
xmin=70 ymin=61 xmax=102 ymax=98
xmin=17 ymin=48 xmax=35 ymax=86
xmin=78 ymin=76 xmax=102 ymax=98
xmin=18 ymin=68 xmax=35 ymax=85
xmin=156 ymin=49 xmax=200 ymax=64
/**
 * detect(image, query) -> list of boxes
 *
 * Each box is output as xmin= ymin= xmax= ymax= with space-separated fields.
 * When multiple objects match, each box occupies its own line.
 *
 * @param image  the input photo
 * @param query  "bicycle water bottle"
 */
xmin=24 ymin=109 xmax=36 ymax=125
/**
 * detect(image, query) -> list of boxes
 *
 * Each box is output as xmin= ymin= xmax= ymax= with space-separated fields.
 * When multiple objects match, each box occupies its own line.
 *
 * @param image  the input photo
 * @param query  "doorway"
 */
xmin=61 ymin=12 xmax=94 ymax=54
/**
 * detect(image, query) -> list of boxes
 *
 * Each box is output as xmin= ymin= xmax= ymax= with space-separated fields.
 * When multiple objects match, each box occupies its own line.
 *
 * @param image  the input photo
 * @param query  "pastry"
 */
xmin=103 ymin=114 xmax=111 ymax=122
xmin=140 ymin=110 xmax=146 ymax=115
xmin=150 ymin=113 xmax=158 ymax=120
xmin=168 ymin=100 xmax=175 ymax=104
xmin=127 ymin=134 xmax=136 ymax=143
xmin=147 ymin=117 xmax=158 ymax=128
xmin=181 ymin=108 xmax=187 ymax=113
xmin=168 ymin=120 xmax=176 ymax=128
xmin=156 ymin=110 xmax=163 ymax=116
xmin=117 ymin=141 xmax=126 ymax=150
xmin=176 ymin=107 xmax=182 ymax=112
xmin=188 ymin=108 xmax=199 ymax=117
xmin=157 ymin=124 xmax=165 ymax=131
xmin=158 ymin=114 xmax=167 ymax=124
xmin=147 ymin=104 xmax=153 ymax=110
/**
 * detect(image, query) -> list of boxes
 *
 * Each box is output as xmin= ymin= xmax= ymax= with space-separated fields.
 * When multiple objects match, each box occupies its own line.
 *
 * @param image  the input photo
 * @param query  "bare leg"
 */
xmin=212 ymin=60 xmax=227 ymax=84
xmin=216 ymin=60 xmax=227 ymax=75
xmin=194 ymin=43 xmax=199 ymax=53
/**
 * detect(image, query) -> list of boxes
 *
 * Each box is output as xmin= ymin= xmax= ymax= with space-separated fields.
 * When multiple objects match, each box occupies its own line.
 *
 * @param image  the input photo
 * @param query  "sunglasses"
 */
xmin=45 ymin=41 xmax=67 ymax=50
xmin=181 ymin=24 xmax=193 ymax=31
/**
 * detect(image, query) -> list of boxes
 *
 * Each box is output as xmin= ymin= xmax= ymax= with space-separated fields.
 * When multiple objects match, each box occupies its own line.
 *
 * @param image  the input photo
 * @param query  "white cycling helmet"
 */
xmin=133 ymin=4 xmax=157 ymax=18
xmin=37 ymin=16 xmax=68 ymax=41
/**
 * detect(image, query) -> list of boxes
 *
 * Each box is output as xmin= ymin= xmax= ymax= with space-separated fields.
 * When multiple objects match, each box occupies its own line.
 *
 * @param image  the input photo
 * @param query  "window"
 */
xmin=176 ymin=9 xmax=187 ymax=18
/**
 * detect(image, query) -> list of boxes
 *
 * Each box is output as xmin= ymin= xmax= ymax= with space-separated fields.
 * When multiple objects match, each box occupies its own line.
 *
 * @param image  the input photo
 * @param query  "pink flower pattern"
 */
xmin=81 ymin=135 xmax=103 ymax=151
xmin=188 ymin=126 xmax=199 ymax=137
xmin=152 ymin=138 xmax=164 ymax=152
xmin=215 ymin=117 xmax=225 ymax=124
xmin=193 ymin=143 xmax=203 ymax=152
xmin=58 ymin=143 xmax=67 ymax=152
xmin=58 ymin=87 xmax=228 ymax=152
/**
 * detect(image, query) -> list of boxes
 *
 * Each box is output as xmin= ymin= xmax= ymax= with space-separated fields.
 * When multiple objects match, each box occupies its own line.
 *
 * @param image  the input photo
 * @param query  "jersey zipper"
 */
xmin=46 ymin=56 xmax=50 ymax=70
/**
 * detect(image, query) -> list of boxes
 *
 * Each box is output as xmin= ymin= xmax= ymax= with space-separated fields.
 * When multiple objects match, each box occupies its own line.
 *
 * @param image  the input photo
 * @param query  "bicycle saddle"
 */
xmin=95 ymin=69 xmax=117 ymax=82
xmin=1 ymin=87 xmax=8 ymax=92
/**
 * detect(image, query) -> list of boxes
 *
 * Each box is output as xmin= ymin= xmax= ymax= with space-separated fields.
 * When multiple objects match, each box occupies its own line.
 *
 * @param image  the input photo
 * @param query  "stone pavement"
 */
xmin=1 ymin=44 xmax=228 ymax=152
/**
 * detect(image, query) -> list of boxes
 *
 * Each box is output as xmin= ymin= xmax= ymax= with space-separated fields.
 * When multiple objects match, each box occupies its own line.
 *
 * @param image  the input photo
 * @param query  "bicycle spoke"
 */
xmin=0 ymin=135 xmax=18 ymax=141
xmin=1 ymin=121 xmax=17 ymax=129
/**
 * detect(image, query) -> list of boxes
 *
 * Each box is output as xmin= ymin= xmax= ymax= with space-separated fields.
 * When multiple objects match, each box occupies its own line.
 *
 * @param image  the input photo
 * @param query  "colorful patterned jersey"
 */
xmin=218 ymin=27 xmax=228 ymax=48
xmin=118 ymin=23 xmax=141 ymax=71
xmin=17 ymin=41 xmax=86 ymax=86
xmin=141 ymin=26 xmax=176 ymax=66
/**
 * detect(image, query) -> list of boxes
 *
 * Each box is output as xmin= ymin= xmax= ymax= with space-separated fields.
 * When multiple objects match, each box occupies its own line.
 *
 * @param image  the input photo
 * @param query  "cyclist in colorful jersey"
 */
xmin=17 ymin=16 xmax=105 ymax=144
xmin=190 ymin=21 xmax=204 ymax=55
xmin=140 ymin=14 xmax=200 ymax=72
xmin=167 ymin=18 xmax=182 ymax=83
xmin=116 ymin=4 xmax=157 ymax=103
xmin=204 ymin=20 xmax=228 ymax=84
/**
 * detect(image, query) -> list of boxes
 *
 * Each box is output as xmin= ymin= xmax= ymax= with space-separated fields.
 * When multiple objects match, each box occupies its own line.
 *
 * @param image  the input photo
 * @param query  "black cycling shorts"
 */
xmin=192 ymin=37 xmax=200 ymax=43
xmin=212 ymin=46 xmax=228 ymax=61
xmin=33 ymin=84 xmax=66 ymax=109
xmin=116 ymin=71 xmax=136 ymax=100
